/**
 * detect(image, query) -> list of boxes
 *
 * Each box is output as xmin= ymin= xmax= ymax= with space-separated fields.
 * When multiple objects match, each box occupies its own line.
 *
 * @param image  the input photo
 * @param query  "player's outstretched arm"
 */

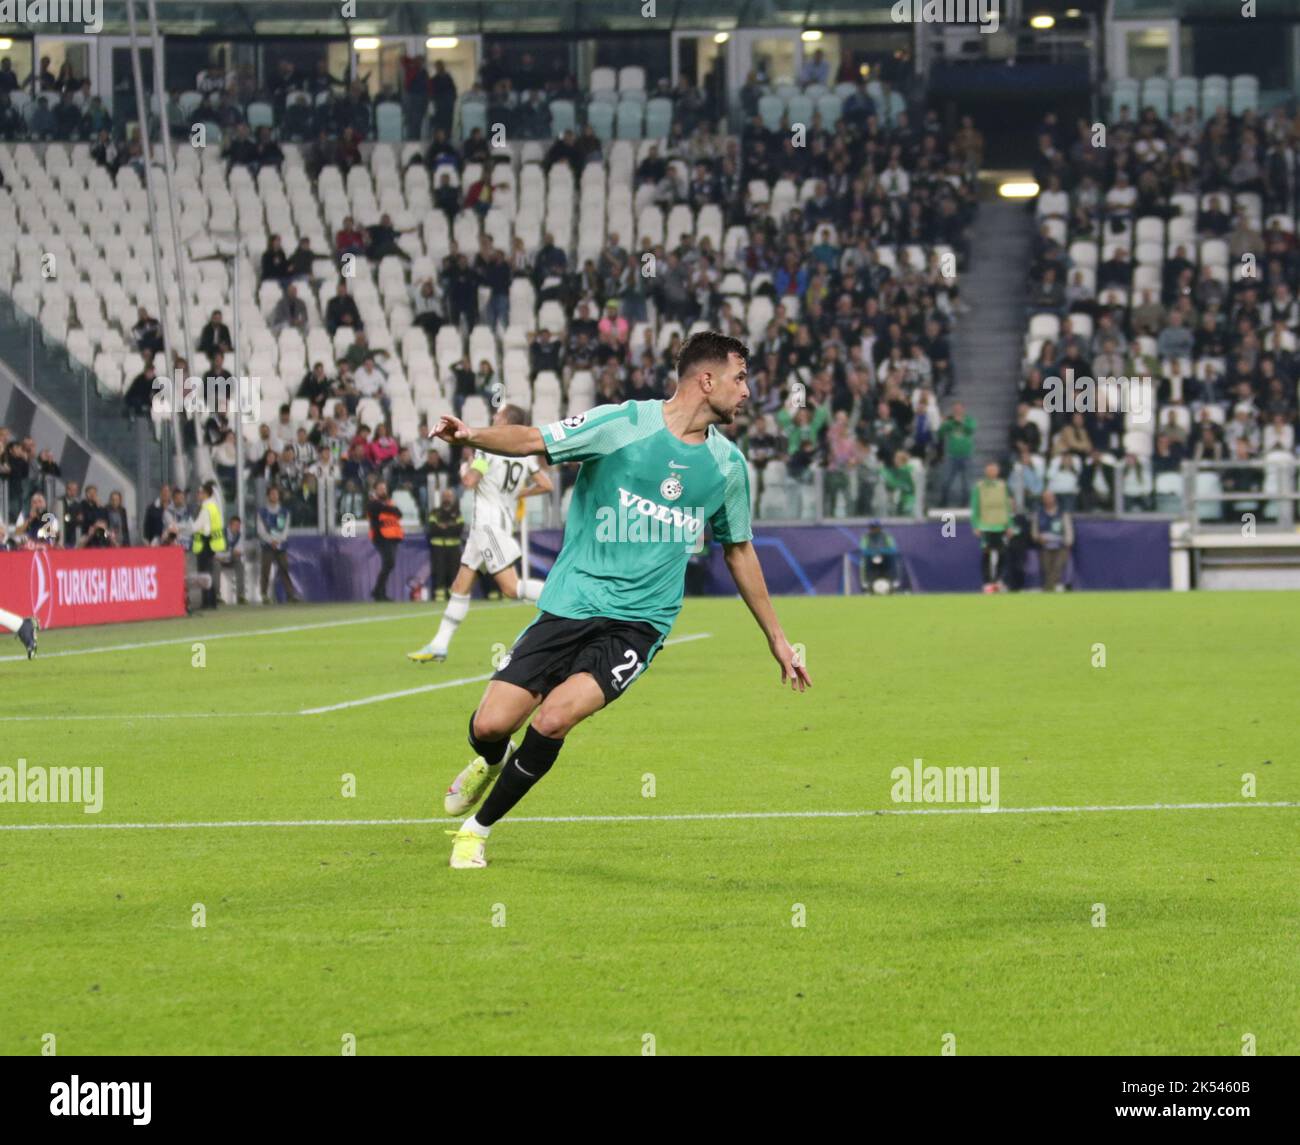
xmin=722 ymin=540 xmax=812 ymax=692
xmin=430 ymin=415 xmax=546 ymax=457
xmin=521 ymin=468 xmax=554 ymax=498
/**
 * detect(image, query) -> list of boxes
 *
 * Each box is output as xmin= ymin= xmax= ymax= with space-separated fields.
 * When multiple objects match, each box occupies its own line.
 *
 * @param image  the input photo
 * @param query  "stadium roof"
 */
xmin=0 ymin=0 xmax=904 ymax=37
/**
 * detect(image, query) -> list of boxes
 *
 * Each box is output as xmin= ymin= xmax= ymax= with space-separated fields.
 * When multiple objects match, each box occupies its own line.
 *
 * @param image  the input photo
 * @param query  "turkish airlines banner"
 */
xmin=0 ymin=546 xmax=186 ymax=629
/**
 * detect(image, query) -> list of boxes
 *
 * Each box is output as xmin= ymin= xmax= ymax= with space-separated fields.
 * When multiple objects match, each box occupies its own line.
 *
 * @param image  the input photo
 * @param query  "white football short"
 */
xmin=461 ymin=525 xmax=520 ymax=576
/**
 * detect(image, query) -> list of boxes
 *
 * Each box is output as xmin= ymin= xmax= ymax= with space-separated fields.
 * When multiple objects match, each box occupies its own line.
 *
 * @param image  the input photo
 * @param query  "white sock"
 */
xmin=431 ymin=592 xmax=470 ymax=653
xmin=463 ymin=815 xmax=490 ymax=837
xmin=515 ymin=578 xmax=544 ymax=602
xmin=0 ymin=607 xmax=23 ymax=633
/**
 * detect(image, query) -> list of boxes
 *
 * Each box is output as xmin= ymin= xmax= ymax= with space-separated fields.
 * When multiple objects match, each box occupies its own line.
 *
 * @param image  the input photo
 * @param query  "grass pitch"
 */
xmin=0 ymin=592 xmax=1296 ymax=1056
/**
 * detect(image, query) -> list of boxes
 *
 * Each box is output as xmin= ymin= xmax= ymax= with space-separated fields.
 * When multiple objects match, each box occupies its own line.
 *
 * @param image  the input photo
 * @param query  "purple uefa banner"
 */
xmin=282 ymin=519 xmax=1170 ymax=602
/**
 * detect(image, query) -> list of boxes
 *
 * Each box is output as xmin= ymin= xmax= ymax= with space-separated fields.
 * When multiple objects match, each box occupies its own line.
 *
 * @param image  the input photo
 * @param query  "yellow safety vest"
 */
xmin=193 ymin=499 xmax=227 ymax=554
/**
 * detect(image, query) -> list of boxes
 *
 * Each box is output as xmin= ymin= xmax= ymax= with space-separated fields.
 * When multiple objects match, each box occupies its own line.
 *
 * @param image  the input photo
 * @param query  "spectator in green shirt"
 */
xmin=884 ymin=449 xmax=916 ymax=515
xmin=776 ymin=402 xmax=829 ymax=456
xmin=939 ymin=402 xmax=976 ymax=506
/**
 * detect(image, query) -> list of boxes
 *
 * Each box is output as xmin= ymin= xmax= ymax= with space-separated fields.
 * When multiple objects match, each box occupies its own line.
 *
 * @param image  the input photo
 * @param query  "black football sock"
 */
xmin=468 ymin=711 xmax=512 ymax=766
xmin=474 ymin=726 xmax=565 ymax=827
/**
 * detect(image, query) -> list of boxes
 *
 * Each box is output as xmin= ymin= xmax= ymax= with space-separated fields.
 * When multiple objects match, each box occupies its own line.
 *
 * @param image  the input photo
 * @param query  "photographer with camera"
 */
xmin=859 ymin=520 xmax=900 ymax=593
xmin=257 ymin=485 xmax=301 ymax=604
xmin=219 ymin=514 xmax=249 ymax=604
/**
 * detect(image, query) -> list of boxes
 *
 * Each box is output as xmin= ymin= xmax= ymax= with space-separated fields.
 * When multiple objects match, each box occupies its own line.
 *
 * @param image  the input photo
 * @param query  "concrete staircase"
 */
xmin=0 ymin=295 xmax=167 ymax=520
xmin=949 ymin=199 xmax=1034 ymax=468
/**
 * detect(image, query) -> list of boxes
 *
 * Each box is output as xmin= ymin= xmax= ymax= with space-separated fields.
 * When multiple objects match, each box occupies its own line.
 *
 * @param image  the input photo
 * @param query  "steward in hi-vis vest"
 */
xmin=192 ymin=481 xmax=225 ymax=610
xmin=368 ymin=482 xmax=404 ymax=602
xmin=971 ymin=462 xmax=1013 ymax=592
xmin=192 ymin=493 xmax=226 ymax=554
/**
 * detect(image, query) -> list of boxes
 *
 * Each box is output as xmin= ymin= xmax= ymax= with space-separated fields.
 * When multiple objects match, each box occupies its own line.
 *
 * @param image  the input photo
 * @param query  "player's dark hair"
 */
xmin=500 ymin=404 xmax=526 ymax=425
xmin=676 ymin=331 xmax=749 ymax=381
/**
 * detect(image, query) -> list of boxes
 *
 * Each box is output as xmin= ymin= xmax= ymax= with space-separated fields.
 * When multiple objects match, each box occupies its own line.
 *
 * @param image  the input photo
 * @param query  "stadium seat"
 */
xmin=1230 ymin=75 xmax=1259 ymax=116
xmin=758 ymin=94 xmax=784 ymax=132
xmin=241 ymin=101 xmax=272 ymax=130
xmin=588 ymin=102 xmax=615 ymax=142
xmin=816 ymin=94 xmax=842 ymax=129
xmin=460 ymin=99 xmax=488 ymax=140
xmin=786 ymin=95 xmax=814 ymax=128
xmin=1154 ymin=471 xmax=1183 ymax=514
xmin=615 ymin=101 xmax=643 ymax=140
xmin=1171 ymin=77 xmax=1199 ymax=117
xmin=550 ymin=100 xmax=576 ymax=136
xmin=1110 ymin=79 xmax=1139 ymax=120
xmin=1195 ymin=471 xmax=1223 ymax=522
xmin=1028 ymin=314 xmax=1059 ymax=342
xmin=1140 ymin=78 xmax=1169 ymax=118
xmin=376 ymin=102 xmax=403 ymax=143
xmin=644 ymin=98 xmax=673 ymax=139
xmin=1200 ymin=75 xmax=1228 ymax=119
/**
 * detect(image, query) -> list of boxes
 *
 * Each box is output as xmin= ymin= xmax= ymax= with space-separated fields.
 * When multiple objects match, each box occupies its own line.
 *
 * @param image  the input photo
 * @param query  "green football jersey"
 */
xmin=538 ymin=400 xmax=753 ymax=634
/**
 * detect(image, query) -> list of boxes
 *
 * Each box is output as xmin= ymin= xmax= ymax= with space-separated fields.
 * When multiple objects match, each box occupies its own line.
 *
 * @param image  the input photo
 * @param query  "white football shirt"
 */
xmin=469 ymin=451 xmax=539 ymax=533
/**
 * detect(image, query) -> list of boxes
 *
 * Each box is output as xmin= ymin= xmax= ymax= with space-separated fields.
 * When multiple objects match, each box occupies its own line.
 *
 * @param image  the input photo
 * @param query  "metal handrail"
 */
xmin=1182 ymin=457 xmax=1299 ymax=531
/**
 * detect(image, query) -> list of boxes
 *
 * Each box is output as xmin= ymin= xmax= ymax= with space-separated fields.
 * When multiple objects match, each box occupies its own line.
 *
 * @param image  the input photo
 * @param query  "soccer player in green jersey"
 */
xmin=429 ymin=331 xmax=812 ymax=869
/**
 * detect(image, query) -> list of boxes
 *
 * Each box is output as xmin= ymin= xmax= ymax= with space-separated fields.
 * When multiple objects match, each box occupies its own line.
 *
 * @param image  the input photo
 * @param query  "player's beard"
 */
xmin=710 ymin=395 xmax=741 ymax=425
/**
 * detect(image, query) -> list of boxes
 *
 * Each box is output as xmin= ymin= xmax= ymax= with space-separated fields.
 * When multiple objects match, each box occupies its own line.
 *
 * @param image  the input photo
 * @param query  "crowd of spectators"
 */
xmin=0 ymin=56 xmax=117 ymax=143
xmin=0 ymin=437 xmax=307 ymax=606
xmin=271 ymin=91 xmax=979 ymax=520
xmin=0 ymin=424 xmax=139 ymax=549
xmin=7 ymin=49 xmax=980 ymax=528
xmin=1021 ymin=104 xmax=1300 ymax=515
xmin=111 ymin=69 xmax=975 ymax=528
xmin=0 ymin=425 xmax=61 ymax=531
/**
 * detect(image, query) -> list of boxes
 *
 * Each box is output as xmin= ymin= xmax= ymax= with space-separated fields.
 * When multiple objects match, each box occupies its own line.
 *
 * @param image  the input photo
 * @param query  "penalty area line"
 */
xmin=0 ymin=711 xmax=294 ymax=722
xmin=0 ymin=601 xmax=523 ymax=664
xmin=0 ymin=633 xmax=715 ymax=722
xmin=298 ymin=632 xmax=714 ymax=715
xmin=0 ymin=801 xmax=1294 ymax=832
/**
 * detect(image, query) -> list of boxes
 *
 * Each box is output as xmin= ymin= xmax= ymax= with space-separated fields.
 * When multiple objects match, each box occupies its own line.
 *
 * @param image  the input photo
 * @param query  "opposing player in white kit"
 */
xmin=407 ymin=404 xmax=552 ymax=663
xmin=0 ymin=608 xmax=38 ymax=659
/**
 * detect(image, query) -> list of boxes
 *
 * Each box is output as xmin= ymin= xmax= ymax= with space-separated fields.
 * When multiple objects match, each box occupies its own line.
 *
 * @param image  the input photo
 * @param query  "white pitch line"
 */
xmin=0 ymin=601 xmax=521 ymax=664
xmin=0 ymin=631 xmax=716 ymax=721
xmin=301 ymin=674 xmax=494 ymax=714
xmin=298 ymin=631 xmax=714 ymax=715
xmin=0 ymin=711 xmax=294 ymax=722
xmin=0 ymin=801 xmax=1293 ymax=832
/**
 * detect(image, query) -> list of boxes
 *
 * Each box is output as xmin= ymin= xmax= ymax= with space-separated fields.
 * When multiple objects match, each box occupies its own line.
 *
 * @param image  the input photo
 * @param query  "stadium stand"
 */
xmin=0 ymin=67 xmax=971 ymax=534
xmin=1021 ymin=95 xmax=1299 ymax=519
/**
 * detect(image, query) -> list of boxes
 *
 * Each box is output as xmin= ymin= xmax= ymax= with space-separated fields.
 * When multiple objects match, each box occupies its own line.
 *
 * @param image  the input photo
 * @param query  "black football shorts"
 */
xmin=491 ymin=611 xmax=666 ymax=704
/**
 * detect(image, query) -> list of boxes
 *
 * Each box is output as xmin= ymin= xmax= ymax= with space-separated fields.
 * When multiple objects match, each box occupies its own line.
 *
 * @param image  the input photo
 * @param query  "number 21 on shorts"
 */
xmin=610 ymin=648 xmax=645 ymax=692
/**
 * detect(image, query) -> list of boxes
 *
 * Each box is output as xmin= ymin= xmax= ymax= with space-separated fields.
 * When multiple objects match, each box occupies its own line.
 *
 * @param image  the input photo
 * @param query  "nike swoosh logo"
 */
xmin=669 ymin=461 xmax=689 ymax=469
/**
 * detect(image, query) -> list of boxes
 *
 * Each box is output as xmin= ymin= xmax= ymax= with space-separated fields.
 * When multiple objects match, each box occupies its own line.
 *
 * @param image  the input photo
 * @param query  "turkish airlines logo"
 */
xmin=29 ymin=549 xmax=54 ymax=629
